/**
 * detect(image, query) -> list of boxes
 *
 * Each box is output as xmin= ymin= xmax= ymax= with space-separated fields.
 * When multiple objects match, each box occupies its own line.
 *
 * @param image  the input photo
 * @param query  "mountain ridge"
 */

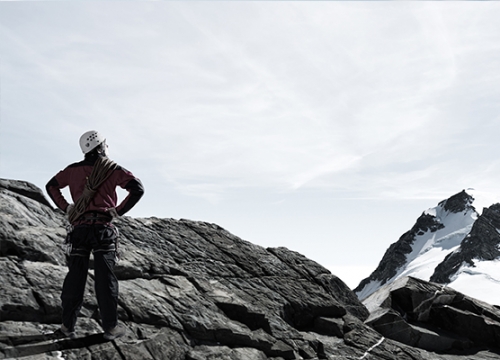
xmin=355 ymin=189 xmax=500 ymax=307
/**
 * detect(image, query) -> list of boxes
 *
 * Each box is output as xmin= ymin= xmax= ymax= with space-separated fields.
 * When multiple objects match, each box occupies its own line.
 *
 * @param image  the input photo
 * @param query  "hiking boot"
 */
xmin=60 ymin=324 xmax=77 ymax=339
xmin=103 ymin=323 xmax=126 ymax=341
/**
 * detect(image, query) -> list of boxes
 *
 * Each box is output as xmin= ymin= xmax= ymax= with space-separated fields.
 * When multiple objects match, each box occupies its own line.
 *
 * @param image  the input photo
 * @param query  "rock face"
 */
xmin=2 ymin=179 xmax=500 ymax=359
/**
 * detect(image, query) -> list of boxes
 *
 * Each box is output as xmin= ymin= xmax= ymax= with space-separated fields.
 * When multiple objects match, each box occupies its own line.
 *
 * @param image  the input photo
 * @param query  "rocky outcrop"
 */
xmin=2 ymin=179 xmax=500 ymax=359
xmin=363 ymin=276 xmax=500 ymax=355
xmin=0 ymin=179 xmax=53 ymax=209
xmin=431 ymin=203 xmax=500 ymax=284
xmin=440 ymin=190 xmax=475 ymax=213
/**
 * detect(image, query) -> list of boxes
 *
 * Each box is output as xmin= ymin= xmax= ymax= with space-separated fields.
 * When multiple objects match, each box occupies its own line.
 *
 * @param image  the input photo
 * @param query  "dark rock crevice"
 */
xmin=215 ymin=302 xmax=272 ymax=334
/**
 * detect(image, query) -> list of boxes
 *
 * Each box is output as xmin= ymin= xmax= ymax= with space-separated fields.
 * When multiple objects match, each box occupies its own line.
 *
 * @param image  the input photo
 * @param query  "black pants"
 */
xmin=61 ymin=224 xmax=118 ymax=332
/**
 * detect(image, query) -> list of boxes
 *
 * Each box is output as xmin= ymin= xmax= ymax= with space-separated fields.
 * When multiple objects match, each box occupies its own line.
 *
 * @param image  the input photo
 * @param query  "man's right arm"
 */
xmin=116 ymin=178 xmax=144 ymax=216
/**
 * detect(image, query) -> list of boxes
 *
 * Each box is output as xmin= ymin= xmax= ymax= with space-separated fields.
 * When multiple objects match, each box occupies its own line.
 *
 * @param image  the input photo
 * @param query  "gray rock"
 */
xmin=2 ymin=179 xmax=500 ymax=359
xmin=363 ymin=276 xmax=500 ymax=354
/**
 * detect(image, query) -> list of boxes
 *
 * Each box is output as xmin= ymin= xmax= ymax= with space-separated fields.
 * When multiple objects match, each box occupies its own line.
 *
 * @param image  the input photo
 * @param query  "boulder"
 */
xmin=363 ymin=276 xmax=500 ymax=354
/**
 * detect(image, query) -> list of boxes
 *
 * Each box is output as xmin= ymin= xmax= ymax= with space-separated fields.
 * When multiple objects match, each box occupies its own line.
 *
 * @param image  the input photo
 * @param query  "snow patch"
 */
xmin=447 ymin=260 xmax=500 ymax=306
xmin=356 ymin=279 xmax=383 ymax=302
xmin=359 ymin=337 xmax=385 ymax=359
xmin=424 ymin=207 xmax=437 ymax=217
xmin=396 ymin=206 xmax=476 ymax=278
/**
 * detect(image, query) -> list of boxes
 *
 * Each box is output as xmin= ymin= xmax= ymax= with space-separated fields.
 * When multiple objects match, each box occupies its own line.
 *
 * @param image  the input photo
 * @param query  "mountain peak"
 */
xmin=438 ymin=189 xmax=475 ymax=213
xmin=354 ymin=190 xmax=478 ymax=300
xmin=357 ymin=188 xmax=500 ymax=307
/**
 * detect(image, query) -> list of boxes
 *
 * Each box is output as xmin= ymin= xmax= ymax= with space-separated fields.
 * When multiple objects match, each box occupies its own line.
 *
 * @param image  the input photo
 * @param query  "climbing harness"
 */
xmin=64 ymin=224 xmax=74 ymax=257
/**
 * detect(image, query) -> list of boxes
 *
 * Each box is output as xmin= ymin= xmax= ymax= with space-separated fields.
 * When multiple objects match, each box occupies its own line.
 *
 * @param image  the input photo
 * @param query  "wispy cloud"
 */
xmin=2 ymin=2 xmax=500 ymax=206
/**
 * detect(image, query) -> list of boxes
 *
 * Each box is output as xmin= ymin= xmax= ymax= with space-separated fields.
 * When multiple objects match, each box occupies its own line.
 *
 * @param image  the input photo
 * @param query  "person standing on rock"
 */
xmin=46 ymin=130 xmax=144 ymax=340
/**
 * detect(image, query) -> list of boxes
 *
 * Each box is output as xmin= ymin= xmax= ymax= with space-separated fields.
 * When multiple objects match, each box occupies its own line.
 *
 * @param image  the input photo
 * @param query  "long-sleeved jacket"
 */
xmin=46 ymin=155 xmax=144 ymax=221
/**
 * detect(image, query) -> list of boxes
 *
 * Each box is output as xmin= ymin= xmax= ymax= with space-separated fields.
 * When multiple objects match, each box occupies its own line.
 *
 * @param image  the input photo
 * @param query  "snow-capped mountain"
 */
xmin=354 ymin=190 xmax=500 ymax=306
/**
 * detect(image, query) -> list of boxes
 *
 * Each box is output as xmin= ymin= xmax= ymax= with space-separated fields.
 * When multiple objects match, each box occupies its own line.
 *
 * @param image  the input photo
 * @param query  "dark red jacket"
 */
xmin=46 ymin=154 xmax=144 ymax=221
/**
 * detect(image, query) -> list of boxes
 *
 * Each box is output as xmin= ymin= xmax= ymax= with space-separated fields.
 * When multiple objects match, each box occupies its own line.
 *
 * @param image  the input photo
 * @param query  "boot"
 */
xmin=60 ymin=324 xmax=77 ymax=339
xmin=103 ymin=323 xmax=126 ymax=340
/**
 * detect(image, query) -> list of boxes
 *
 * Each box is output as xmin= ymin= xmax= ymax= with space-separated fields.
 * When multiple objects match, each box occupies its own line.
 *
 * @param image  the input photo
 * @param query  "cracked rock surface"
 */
xmin=2 ymin=179 xmax=500 ymax=359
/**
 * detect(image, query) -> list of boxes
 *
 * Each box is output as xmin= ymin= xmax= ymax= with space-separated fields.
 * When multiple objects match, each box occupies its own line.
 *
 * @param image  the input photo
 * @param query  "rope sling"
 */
xmin=68 ymin=156 xmax=118 ymax=224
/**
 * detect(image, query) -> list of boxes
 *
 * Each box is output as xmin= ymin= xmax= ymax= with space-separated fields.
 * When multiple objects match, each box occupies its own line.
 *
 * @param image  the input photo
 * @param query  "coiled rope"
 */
xmin=68 ymin=156 xmax=118 ymax=224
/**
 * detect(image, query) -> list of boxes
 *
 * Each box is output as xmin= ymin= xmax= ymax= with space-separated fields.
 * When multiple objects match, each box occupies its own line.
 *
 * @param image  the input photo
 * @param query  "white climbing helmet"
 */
xmin=79 ymin=130 xmax=106 ymax=154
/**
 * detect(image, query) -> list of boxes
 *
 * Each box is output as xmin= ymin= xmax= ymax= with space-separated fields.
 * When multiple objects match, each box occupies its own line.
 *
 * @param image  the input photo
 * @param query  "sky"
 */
xmin=1 ymin=2 xmax=500 ymax=289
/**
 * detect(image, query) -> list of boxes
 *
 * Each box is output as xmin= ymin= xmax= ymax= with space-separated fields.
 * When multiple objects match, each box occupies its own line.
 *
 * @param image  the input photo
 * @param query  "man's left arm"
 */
xmin=46 ymin=171 xmax=71 ymax=212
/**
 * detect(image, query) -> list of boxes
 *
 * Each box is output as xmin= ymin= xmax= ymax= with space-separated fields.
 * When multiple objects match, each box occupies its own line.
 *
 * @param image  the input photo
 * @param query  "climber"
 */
xmin=46 ymin=130 xmax=144 ymax=341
